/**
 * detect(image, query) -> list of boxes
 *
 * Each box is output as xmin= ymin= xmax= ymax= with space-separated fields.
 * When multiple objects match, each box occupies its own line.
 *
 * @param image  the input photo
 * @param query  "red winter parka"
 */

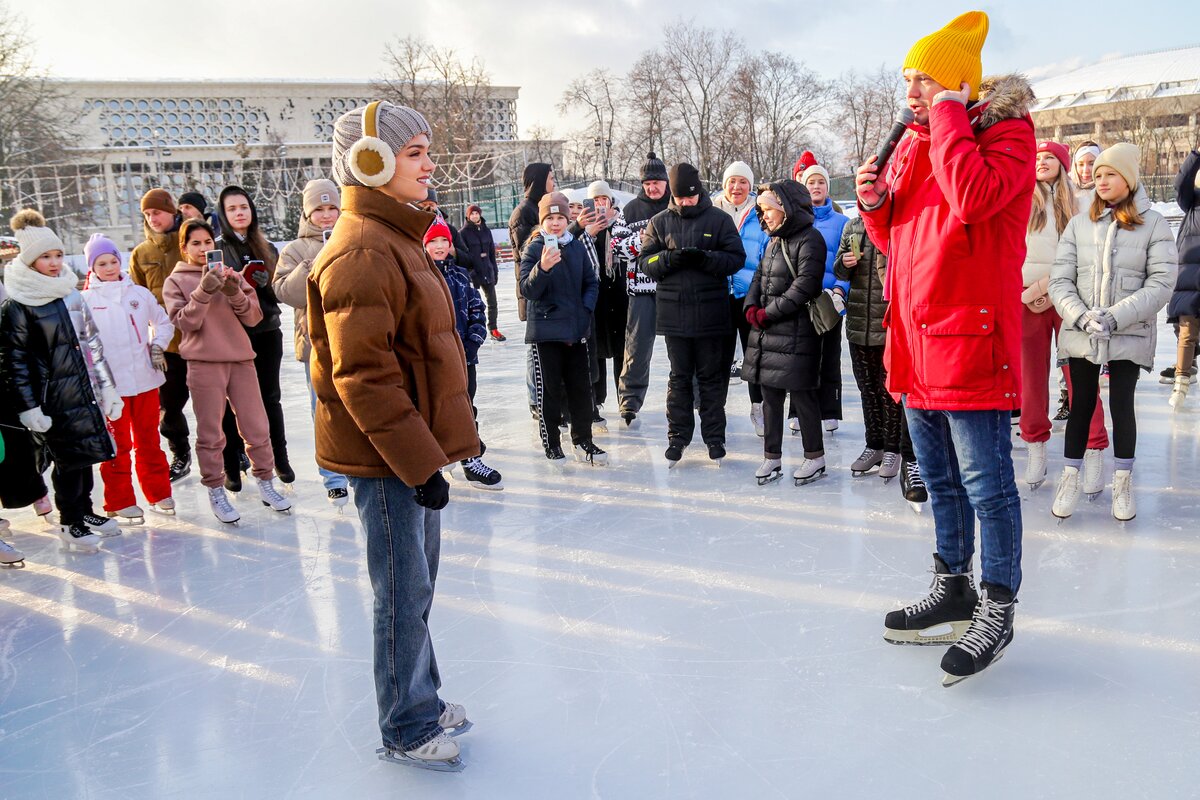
xmin=861 ymin=74 xmax=1036 ymax=411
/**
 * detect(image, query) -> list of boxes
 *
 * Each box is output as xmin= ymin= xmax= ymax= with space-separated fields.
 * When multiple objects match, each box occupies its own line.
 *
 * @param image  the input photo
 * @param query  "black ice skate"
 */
xmin=168 ymin=451 xmax=191 ymax=483
xmin=941 ymin=585 xmax=1016 ymax=687
xmin=460 ymin=457 xmax=505 ymax=488
xmin=545 ymin=445 xmax=566 ymax=464
xmin=901 ymin=459 xmax=928 ymax=513
xmin=707 ymin=442 xmax=725 ymax=466
xmin=665 ymin=442 xmax=685 ymax=468
xmin=574 ymin=441 xmax=609 ymax=466
xmin=883 ymin=554 xmax=977 ymax=645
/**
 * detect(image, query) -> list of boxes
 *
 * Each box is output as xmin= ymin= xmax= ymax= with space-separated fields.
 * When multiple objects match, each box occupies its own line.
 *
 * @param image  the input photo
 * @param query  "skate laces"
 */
xmin=954 ymin=592 xmax=1010 ymax=657
xmin=905 ymin=570 xmax=949 ymax=615
xmin=209 ymin=488 xmax=235 ymax=515
xmin=579 ymin=441 xmax=603 ymax=455
xmin=257 ymin=479 xmax=285 ymax=503
xmin=881 ymin=452 xmax=901 ymax=470
xmin=905 ymin=461 xmax=924 ymax=486
xmin=856 ymin=448 xmax=880 ymax=464
xmin=465 ymin=458 xmax=497 ymax=478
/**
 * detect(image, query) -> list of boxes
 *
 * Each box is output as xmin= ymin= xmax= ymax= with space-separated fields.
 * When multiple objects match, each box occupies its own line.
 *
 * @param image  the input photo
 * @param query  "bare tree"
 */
xmin=524 ymin=124 xmax=558 ymax=165
xmin=374 ymin=35 xmax=493 ymax=156
xmin=732 ymin=52 xmax=832 ymax=182
xmin=558 ymin=69 xmax=620 ymax=179
xmin=623 ymin=52 xmax=678 ymax=167
xmin=830 ymin=65 xmax=903 ymax=174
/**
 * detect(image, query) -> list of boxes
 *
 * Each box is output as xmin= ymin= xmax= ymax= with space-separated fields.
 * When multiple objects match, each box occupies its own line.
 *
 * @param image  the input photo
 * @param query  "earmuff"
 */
xmin=347 ymin=101 xmax=396 ymax=188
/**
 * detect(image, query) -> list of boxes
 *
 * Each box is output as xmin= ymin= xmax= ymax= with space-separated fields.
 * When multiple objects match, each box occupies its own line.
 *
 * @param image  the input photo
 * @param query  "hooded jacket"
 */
xmin=1167 ymin=150 xmax=1200 ymax=322
xmin=272 ymin=214 xmax=325 ymax=361
xmin=81 ymin=273 xmax=174 ymax=396
xmin=615 ymin=185 xmax=671 ymax=295
xmin=308 ymin=187 xmax=479 ymax=486
xmin=741 ymin=181 xmax=826 ymax=391
xmin=1049 ymin=185 xmax=1177 ymax=368
xmin=834 ymin=215 xmax=888 ymax=348
xmin=508 ymin=163 xmax=553 ymax=321
xmin=434 ymin=257 xmax=488 ymax=365
xmin=215 ymin=186 xmax=281 ymax=336
xmin=0 ymin=263 xmax=117 ymax=470
xmin=162 ymin=261 xmax=263 ymax=363
xmin=519 ymin=231 xmax=599 ymax=344
xmin=128 ymin=216 xmax=184 ymax=352
xmin=638 ymin=192 xmax=746 ymax=337
xmin=812 ymin=198 xmax=850 ymax=293
xmin=860 ymin=74 xmax=1037 ymax=411
xmin=460 ymin=215 xmax=499 ymax=288
xmin=713 ymin=192 xmax=769 ymax=299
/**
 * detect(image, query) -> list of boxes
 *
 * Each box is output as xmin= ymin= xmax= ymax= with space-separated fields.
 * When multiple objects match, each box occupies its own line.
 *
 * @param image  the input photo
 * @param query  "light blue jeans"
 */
xmin=904 ymin=404 xmax=1023 ymax=595
xmin=349 ymin=475 xmax=445 ymax=751
xmin=303 ymin=359 xmax=349 ymax=491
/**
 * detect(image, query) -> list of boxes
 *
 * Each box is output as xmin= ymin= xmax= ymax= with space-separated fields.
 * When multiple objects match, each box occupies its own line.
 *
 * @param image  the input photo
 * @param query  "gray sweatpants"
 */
xmin=618 ymin=293 xmax=657 ymax=414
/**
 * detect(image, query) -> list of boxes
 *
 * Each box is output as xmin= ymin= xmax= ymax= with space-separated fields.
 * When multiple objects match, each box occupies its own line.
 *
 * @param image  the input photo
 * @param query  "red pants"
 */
xmin=1020 ymin=306 xmax=1109 ymax=448
xmin=187 ymin=360 xmax=274 ymax=488
xmin=101 ymin=388 xmax=172 ymax=510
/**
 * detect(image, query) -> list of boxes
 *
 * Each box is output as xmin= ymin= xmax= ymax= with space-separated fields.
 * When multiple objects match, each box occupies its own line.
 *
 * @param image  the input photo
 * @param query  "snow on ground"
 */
xmin=2 ymin=269 xmax=1199 ymax=798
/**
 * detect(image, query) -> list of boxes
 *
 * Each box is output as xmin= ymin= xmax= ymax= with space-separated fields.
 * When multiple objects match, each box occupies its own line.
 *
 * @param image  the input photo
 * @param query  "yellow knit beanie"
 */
xmin=903 ymin=11 xmax=990 ymax=101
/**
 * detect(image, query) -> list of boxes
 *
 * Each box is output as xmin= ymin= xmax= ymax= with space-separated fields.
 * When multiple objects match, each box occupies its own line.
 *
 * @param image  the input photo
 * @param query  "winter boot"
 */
xmin=208 ymin=487 xmax=240 ymax=524
xmin=258 ymin=478 xmax=293 ymax=513
xmin=750 ymin=403 xmax=765 ymax=438
xmin=793 ymin=456 xmax=826 ymax=486
xmin=878 ymin=451 xmax=901 ymax=481
xmin=941 ymin=584 xmax=1016 ymax=686
xmin=883 ymin=554 xmax=978 ymax=645
xmin=901 ymin=460 xmax=928 ymax=504
xmin=106 ymin=505 xmax=145 ymax=526
xmin=1112 ymin=469 xmax=1136 ymax=521
xmin=851 ymin=447 xmax=883 ymax=477
xmin=1023 ymin=440 xmax=1047 ymax=489
xmin=1169 ymin=374 xmax=1189 ymax=409
xmin=0 ymin=539 xmax=26 ymax=567
xmin=82 ymin=513 xmax=121 ymax=537
xmin=168 ymin=451 xmax=192 ymax=482
xmin=574 ymin=441 xmax=609 ymax=466
xmin=1051 ymin=466 xmax=1081 ymax=519
xmin=57 ymin=522 xmax=102 ymax=553
xmin=1082 ymin=449 xmax=1104 ymax=499
xmin=1052 ymin=389 xmax=1070 ymax=422
xmin=756 ymin=458 xmax=783 ymax=485
xmin=460 ymin=457 xmax=505 ymax=488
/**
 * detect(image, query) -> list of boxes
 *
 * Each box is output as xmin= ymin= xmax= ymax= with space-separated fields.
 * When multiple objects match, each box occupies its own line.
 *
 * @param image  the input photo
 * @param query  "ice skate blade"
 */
xmin=667 ymin=460 xmax=681 ymax=470
xmin=711 ymin=458 xmax=722 ymax=468
xmin=851 ymin=467 xmax=879 ymax=478
xmin=444 ymin=719 xmax=473 ymax=737
xmin=942 ymin=648 xmax=1007 ymax=687
xmin=60 ymin=543 xmax=100 ymax=554
xmin=908 ymin=501 xmax=925 ymax=514
xmin=113 ymin=517 xmax=144 ymax=527
xmin=794 ymin=468 xmax=826 ymax=486
xmin=757 ymin=471 xmax=783 ymax=486
xmin=262 ymin=503 xmax=293 ymax=514
xmin=883 ymin=620 xmax=971 ymax=646
xmin=1027 ymin=479 xmax=1045 ymax=491
xmin=0 ymin=559 xmax=26 ymax=568
xmin=467 ymin=480 xmax=505 ymax=491
xmin=377 ymin=747 xmax=465 ymax=773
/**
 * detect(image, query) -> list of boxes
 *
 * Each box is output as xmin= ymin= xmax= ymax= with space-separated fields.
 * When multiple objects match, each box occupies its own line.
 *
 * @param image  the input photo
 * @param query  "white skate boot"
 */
xmin=1169 ymin=374 xmax=1189 ymax=409
xmin=823 ymin=418 xmax=839 ymax=433
xmin=82 ymin=513 xmax=121 ymax=537
xmin=788 ymin=417 xmax=800 ymax=435
xmin=107 ymin=505 xmax=145 ymax=526
xmin=1023 ymin=441 xmax=1047 ymax=490
xmin=750 ymin=403 xmax=765 ymax=438
xmin=208 ymin=487 xmax=240 ymax=524
xmin=438 ymin=701 xmax=473 ymax=736
xmin=257 ymin=478 xmax=293 ymax=513
xmin=756 ymin=458 xmax=783 ymax=485
xmin=148 ymin=497 xmax=176 ymax=516
xmin=1112 ymin=469 xmax=1136 ymax=521
xmin=0 ymin=539 xmax=26 ymax=567
xmin=377 ymin=731 xmax=464 ymax=773
xmin=793 ymin=456 xmax=826 ymax=486
xmin=57 ymin=522 xmax=101 ymax=553
xmin=1051 ymin=466 xmax=1081 ymax=520
xmin=1081 ymin=449 xmax=1104 ymax=500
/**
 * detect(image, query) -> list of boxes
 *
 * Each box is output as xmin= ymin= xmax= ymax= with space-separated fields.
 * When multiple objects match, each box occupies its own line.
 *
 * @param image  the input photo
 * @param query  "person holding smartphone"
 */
xmin=273 ymin=179 xmax=350 ymax=507
xmin=215 ymin=185 xmax=290 ymax=491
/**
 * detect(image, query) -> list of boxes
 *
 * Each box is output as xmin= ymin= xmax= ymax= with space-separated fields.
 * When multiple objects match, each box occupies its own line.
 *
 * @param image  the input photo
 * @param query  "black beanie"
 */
xmin=425 ymin=187 xmax=439 ymax=205
xmin=640 ymin=152 xmax=668 ymax=182
xmin=178 ymin=191 xmax=208 ymax=212
xmin=668 ymin=163 xmax=702 ymax=198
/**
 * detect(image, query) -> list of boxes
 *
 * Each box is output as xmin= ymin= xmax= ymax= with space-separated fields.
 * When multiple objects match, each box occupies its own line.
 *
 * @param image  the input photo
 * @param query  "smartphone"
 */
xmin=205 ymin=250 xmax=223 ymax=271
xmin=581 ymin=198 xmax=596 ymax=216
xmin=322 ymin=229 xmax=333 ymax=244
xmin=543 ymin=233 xmax=559 ymax=253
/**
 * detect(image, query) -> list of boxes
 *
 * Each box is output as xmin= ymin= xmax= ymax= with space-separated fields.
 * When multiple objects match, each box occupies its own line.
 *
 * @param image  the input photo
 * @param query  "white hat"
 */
xmin=800 ymin=164 xmax=830 ymax=186
xmin=722 ymin=161 xmax=754 ymax=186
xmin=10 ymin=209 xmax=66 ymax=267
xmin=586 ymin=180 xmax=614 ymax=200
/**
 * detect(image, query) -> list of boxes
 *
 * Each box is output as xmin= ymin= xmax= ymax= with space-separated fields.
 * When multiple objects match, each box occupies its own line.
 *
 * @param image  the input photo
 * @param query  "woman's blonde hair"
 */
xmin=1028 ymin=167 xmax=1077 ymax=236
xmin=1089 ymin=191 xmax=1143 ymax=230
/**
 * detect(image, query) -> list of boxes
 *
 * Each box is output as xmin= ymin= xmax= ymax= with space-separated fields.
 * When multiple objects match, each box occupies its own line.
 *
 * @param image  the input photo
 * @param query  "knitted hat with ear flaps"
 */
xmin=903 ymin=11 xmax=989 ymax=101
xmin=332 ymin=101 xmax=432 ymax=189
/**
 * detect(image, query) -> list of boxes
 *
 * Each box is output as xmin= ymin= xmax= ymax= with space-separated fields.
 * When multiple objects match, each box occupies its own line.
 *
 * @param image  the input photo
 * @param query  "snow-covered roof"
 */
xmin=1031 ymin=46 xmax=1200 ymax=111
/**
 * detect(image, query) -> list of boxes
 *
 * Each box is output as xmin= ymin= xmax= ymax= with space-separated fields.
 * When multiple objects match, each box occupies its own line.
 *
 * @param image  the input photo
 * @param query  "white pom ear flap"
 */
xmin=347 ymin=101 xmax=396 ymax=187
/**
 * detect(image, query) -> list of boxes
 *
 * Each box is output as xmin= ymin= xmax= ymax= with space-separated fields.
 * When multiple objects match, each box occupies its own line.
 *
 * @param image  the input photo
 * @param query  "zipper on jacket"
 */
xmin=130 ymin=314 xmax=143 ymax=344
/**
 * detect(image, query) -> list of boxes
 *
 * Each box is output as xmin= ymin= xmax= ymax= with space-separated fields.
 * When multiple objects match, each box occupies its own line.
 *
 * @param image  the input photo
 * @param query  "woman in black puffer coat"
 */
xmin=742 ymin=180 xmax=827 ymax=484
xmin=1166 ymin=149 xmax=1200 ymax=406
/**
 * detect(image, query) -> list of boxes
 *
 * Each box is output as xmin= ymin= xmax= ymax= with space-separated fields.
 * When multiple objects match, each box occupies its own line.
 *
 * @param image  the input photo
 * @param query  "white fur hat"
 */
xmin=10 ymin=209 xmax=66 ymax=267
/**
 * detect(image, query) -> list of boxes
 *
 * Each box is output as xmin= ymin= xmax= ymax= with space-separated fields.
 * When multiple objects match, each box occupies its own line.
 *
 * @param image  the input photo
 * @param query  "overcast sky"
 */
xmin=28 ymin=0 xmax=1200 ymax=140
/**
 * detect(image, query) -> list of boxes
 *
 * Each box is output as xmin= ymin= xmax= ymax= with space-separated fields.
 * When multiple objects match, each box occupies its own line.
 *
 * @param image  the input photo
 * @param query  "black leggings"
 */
xmin=1065 ymin=358 xmax=1139 ymax=460
xmin=479 ymin=283 xmax=499 ymax=330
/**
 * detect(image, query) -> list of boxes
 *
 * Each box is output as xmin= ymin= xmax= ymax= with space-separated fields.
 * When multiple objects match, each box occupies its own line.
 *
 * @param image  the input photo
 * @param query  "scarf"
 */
xmin=3 ymin=260 xmax=79 ymax=307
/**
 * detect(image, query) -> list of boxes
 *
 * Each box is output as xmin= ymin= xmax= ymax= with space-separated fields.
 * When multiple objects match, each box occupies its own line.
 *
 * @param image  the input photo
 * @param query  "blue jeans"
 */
xmin=303 ymin=359 xmax=349 ymax=491
xmin=903 ymin=405 xmax=1023 ymax=595
xmin=349 ymin=476 xmax=445 ymax=751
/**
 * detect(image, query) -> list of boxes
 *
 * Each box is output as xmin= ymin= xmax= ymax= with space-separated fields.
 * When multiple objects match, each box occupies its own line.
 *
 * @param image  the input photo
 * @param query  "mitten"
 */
xmin=18 ymin=407 xmax=52 ymax=433
xmin=753 ymin=307 xmax=770 ymax=328
xmin=745 ymin=305 xmax=761 ymax=328
xmin=199 ymin=269 xmax=223 ymax=294
xmin=220 ymin=274 xmax=242 ymax=296
xmin=100 ymin=386 xmax=124 ymax=421
xmin=826 ymin=288 xmax=847 ymax=316
xmin=413 ymin=469 xmax=450 ymax=510
xmin=150 ymin=344 xmax=167 ymax=372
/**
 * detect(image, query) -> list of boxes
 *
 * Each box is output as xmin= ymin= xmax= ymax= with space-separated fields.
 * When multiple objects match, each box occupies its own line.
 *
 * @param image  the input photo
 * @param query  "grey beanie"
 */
xmin=331 ymin=101 xmax=433 ymax=189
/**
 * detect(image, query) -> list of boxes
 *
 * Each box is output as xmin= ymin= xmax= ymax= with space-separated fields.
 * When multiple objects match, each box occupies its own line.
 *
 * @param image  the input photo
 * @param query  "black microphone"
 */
xmin=874 ymin=108 xmax=916 ymax=176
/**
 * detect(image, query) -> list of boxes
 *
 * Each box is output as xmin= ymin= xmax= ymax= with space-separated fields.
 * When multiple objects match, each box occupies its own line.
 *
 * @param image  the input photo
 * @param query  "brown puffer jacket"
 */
xmin=273 ymin=216 xmax=323 ymax=361
xmin=129 ymin=219 xmax=184 ymax=352
xmin=307 ymin=187 xmax=479 ymax=486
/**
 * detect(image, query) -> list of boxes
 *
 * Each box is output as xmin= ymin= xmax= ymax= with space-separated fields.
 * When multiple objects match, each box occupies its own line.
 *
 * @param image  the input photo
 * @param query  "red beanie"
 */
xmin=1037 ymin=141 xmax=1071 ymax=174
xmin=423 ymin=219 xmax=452 ymax=247
xmin=792 ymin=151 xmax=818 ymax=179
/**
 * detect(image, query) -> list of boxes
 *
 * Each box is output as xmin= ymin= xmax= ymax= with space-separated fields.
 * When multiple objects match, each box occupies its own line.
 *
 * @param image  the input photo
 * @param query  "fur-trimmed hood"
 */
xmin=977 ymin=74 xmax=1035 ymax=130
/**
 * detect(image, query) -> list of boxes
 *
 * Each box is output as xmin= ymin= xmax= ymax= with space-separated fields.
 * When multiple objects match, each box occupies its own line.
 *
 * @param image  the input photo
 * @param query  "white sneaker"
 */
xmin=107 ymin=505 xmax=145 ymax=526
xmin=1052 ymin=466 xmax=1081 ymax=519
xmin=149 ymin=497 xmax=176 ymax=516
xmin=823 ymin=418 xmax=839 ymax=432
xmin=208 ymin=487 xmax=240 ymax=524
xmin=1082 ymin=449 xmax=1104 ymax=497
xmin=750 ymin=403 xmax=765 ymax=438
xmin=1112 ymin=469 xmax=1136 ymax=521
xmin=793 ymin=456 xmax=827 ymax=485
xmin=257 ymin=478 xmax=293 ymax=513
xmin=1023 ymin=441 xmax=1047 ymax=489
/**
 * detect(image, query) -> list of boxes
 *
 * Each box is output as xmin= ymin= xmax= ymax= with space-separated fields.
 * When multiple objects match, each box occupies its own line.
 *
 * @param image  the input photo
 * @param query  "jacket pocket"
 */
xmin=914 ymin=304 xmax=997 ymax=391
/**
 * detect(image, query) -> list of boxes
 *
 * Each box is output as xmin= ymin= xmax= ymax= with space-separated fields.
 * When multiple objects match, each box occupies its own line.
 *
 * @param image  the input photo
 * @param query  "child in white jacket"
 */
xmin=81 ymin=234 xmax=176 ymax=523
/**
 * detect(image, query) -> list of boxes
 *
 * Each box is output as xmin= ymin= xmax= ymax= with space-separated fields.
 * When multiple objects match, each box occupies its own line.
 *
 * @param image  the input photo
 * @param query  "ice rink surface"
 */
xmin=2 ymin=272 xmax=1199 ymax=799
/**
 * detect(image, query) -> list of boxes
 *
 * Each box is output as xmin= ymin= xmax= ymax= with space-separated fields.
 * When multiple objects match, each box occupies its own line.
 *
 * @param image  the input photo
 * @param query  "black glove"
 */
xmin=675 ymin=247 xmax=705 ymax=269
xmin=413 ymin=469 xmax=450 ymax=510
